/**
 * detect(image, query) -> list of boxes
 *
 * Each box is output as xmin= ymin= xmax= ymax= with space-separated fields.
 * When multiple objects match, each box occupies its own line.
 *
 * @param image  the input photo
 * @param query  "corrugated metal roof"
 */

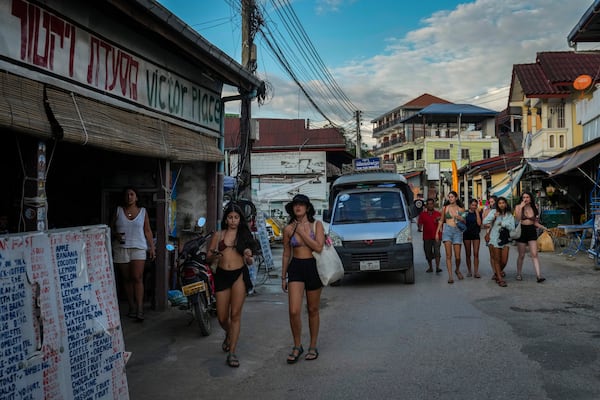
xmin=568 ymin=0 xmax=600 ymax=45
xmin=224 ymin=118 xmax=347 ymax=150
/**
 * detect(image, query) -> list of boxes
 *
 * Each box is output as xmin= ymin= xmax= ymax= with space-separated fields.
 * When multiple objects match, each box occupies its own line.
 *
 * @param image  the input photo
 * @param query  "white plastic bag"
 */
xmin=313 ymin=239 xmax=344 ymax=286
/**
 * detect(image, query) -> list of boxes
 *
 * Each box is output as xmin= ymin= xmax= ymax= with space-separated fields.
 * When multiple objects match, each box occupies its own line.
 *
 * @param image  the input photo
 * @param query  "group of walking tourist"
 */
xmin=113 ymin=186 xmax=551 ymax=369
xmin=419 ymin=191 xmax=548 ymax=287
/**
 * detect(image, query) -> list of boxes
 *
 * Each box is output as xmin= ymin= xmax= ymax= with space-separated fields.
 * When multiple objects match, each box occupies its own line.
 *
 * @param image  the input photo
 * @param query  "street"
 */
xmin=123 ymin=223 xmax=600 ymax=400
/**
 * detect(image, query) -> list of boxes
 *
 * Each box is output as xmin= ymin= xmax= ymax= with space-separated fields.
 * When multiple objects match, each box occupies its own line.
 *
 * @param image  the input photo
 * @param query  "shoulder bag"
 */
xmin=510 ymin=218 xmax=522 ymax=240
xmin=311 ymin=222 xmax=344 ymax=286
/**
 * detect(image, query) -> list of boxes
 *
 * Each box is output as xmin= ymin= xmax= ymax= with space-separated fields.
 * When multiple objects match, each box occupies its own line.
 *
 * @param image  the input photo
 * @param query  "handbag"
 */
xmin=312 ymin=222 xmax=344 ymax=285
xmin=510 ymin=221 xmax=522 ymax=240
xmin=456 ymin=221 xmax=467 ymax=233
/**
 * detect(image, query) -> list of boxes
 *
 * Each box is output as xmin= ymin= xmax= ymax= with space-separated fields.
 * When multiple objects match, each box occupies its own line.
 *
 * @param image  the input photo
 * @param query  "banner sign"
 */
xmin=0 ymin=225 xmax=128 ymax=400
xmin=0 ymin=0 xmax=222 ymax=132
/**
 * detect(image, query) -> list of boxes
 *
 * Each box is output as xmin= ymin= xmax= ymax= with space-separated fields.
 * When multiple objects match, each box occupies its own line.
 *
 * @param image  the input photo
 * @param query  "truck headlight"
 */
xmin=395 ymin=225 xmax=412 ymax=244
xmin=328 ymin=230 xmax=343 ymax=246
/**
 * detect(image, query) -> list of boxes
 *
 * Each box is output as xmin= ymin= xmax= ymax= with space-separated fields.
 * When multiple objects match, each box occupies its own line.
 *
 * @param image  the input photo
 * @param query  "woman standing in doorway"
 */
xmin=514 ymin=192 xmax=548 ymax=283
xmin=281 ymin=194 xmax=324 ymax=363
xmin=436 ymin=191 xmax=466 ymax=284
xmin=207 ymin=202 xmax=255 ymax=368
xmin=483 ymin=197 xmax=515 ymax=287
xmin=112 ymin=187 xmax=155 ymax=322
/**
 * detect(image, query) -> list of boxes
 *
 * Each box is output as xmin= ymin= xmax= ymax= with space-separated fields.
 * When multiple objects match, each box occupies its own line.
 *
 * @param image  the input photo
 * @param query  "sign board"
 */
xmin=0 ymin=225 xmax=129 ymax=399
xmin=0 ymin=1 xmax=221 ymax=132
xmin=353 ymin=157 xmax=381 ymax=171
xmin=254 ymin=213 xmax=274 ymax=271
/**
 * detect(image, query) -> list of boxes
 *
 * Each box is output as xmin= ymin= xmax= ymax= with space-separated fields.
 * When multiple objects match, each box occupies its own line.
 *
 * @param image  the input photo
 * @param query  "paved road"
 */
xmin=122 ymin=223 xmax=600 ymax=400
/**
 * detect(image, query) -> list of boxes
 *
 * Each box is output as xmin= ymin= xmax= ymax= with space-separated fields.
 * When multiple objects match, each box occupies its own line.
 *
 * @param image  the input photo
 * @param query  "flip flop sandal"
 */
xmin=222 ymin=336 xmax=230 ymax=353
xmin=474 ymin=273 xmax=481 ymax=278
xmin=305 ymin=348 xmax=319 ymax=361
xmin=286 ymin=345 xmax=303 ymax=364
xmin=516 ymin=275 xmax=523 ymax=281
xmin=226 ymin=353 xmax=240 ymax=368
xmin=497 ymin=280 xmax=508 ymax=287
xmin=455 ymin=271 xmax=464 ymax=280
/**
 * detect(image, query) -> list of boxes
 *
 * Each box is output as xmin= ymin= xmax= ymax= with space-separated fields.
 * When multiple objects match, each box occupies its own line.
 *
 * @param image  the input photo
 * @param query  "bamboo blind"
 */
xmin=45 ymin=87 xmax=223 ymax=162
xmin=0 ymin=71 xmax=53 ymax=138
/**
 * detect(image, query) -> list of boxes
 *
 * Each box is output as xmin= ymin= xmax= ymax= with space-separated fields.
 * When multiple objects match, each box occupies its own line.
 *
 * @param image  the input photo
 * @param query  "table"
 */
xmin=556 ymin=224 xmax=594 ymax=257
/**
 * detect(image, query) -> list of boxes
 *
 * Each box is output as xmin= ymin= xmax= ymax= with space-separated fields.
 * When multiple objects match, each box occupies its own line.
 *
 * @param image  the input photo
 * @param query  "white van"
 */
xmin=323 ymin=172 xmax=417 ymax=283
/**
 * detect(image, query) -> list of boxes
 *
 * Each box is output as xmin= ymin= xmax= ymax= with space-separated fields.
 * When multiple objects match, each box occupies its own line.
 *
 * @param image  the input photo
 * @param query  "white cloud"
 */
xmin=249 ymin=0 xmax=593 ymax=146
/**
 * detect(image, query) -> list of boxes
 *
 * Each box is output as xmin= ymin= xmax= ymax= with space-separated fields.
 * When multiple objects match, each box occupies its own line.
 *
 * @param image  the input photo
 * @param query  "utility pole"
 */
xmin=239 ymin=0 xmax=258 ymax=201
xmin=355 ymin=110 xmax=362 ymax=158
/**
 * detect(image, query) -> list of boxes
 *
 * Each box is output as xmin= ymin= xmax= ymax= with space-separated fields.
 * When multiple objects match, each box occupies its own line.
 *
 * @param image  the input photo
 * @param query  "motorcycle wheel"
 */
xmin=192 ymin=295 xmax=211 ymax=336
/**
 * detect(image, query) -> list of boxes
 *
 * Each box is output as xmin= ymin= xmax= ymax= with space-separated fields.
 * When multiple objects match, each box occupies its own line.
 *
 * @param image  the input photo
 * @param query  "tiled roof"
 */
xmin=514 ymin=63 xmax=567 ymax=96
xmin=402 ymin=93 xmax=452 ymax=109
xmin=224 ymin=117 xmax=347 ymax=151
xmin=537 ymin=51 xmax=600 ymax=83
xmin=513 ymin=51 xmax=600 ymax=97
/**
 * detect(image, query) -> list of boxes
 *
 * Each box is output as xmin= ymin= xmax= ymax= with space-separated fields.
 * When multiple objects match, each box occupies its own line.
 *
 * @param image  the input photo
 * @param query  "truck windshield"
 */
xmin=333 ymin=191 xmax=406 ymax=224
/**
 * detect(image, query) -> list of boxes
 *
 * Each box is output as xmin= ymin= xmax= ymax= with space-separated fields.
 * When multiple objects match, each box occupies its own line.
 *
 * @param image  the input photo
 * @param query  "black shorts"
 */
xmin=287 ymin=257 xmax=323 ymax=291
xmin=214 ymin=265 xmax=253 ymax=293
xmin=423 ymin=239 xmax=441 ymax=261
xmin=516 ymin=224 xmax=538 ymax=243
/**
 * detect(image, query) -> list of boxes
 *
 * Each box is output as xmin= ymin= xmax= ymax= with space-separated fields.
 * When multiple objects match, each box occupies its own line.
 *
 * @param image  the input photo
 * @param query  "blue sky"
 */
xmin=157 ymin=0 xmax=595 ymax=142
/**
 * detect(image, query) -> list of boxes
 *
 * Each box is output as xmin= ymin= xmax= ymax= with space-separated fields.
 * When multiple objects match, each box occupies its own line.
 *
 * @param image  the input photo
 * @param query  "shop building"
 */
xmin=0 ymin=0 xmax=264 ymax=310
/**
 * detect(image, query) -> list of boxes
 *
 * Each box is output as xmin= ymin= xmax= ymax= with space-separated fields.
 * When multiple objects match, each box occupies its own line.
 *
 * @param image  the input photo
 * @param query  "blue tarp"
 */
xmin=224 ymin=176 xmax=236 ymax=192
xmin=401 ymin=103 xmax=498 ymax=124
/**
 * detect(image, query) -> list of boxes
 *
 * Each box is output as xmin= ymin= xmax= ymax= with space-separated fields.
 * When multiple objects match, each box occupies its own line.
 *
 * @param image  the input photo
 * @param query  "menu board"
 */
xmin=0 ymin=225 xmax=128 ymax=399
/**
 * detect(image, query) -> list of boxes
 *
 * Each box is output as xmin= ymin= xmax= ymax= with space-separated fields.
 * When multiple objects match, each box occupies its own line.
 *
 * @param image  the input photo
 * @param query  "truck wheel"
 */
xmin=403 ymin=266 xmax=415 ymax=284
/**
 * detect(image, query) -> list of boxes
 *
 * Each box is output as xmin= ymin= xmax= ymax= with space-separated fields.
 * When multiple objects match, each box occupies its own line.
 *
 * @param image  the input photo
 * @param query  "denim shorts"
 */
xmin=113 ymin=247 xmax=147 ymax=263
xmin=442 ymin=225 xmax=463 ymax=245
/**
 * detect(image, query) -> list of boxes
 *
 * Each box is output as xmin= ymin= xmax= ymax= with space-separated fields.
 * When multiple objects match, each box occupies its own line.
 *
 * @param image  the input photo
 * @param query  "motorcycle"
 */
xmin=177 ymin=217 xmax=216 ymax=336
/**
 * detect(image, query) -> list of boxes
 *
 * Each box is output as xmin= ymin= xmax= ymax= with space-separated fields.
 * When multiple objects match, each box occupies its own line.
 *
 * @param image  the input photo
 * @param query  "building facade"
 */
xmin=0 ymin=0 xmax=264 ymax=309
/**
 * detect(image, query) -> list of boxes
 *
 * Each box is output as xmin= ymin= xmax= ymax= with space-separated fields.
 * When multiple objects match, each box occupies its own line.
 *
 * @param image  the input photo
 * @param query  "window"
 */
xmin=461 ymin=149 xmax=470 ymax=160
xmin=549 ymin=135 xmax=555 ymax=148
xmin=416 ymin=149 xmax=423 ymax=160
xmin=434 ymin=149 xmax=450 ymax=159
xmin=483 ymin=149 xmax=491 ymax=159
xmin=559 ymin=135 xmax=565 ymax=148
xmin=548 ymin=104 xmax=565 ymax=128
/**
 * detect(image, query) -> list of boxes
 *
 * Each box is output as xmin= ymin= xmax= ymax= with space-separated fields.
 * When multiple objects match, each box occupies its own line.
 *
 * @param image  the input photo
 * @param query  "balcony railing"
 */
xmin=373 ymin=117 xmax=405 ymax=134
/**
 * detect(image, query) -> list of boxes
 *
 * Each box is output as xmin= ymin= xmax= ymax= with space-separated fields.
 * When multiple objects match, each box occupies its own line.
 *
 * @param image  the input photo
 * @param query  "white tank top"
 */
xmin=114 ymin=207 xmax=148 ymax=250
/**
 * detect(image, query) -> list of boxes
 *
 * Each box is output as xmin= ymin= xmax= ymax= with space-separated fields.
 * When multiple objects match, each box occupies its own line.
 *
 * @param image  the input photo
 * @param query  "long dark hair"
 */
xmin=447 ymin=191 xmax=464 ymax=208
xmin=221 ymin=202 xmax=256 ymax=255
xmin=521 ymin=191 xmax=539 ymax=217
xmin=495 ymin=196 xmax=511 ymax=215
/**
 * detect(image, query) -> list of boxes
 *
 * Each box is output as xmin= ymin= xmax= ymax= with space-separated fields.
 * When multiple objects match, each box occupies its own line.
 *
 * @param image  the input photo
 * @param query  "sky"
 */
xmin=157 ymin=0 xmax=596 ymax=144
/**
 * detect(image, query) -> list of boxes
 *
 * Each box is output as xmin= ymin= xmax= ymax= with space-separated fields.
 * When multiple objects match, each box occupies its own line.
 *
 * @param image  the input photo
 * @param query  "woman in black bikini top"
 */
xmin=207 ymin=202 xmax=256 ymax=368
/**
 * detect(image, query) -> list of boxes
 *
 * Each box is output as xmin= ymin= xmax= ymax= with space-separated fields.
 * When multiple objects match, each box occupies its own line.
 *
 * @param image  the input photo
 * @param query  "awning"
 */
xmin=45 ymin=86 xmax=223 ymax=162
xmin=0 ymin=72 xmax=53 ymax=138
xmin=526 ymin=138 xmax=600 ymax=176
xmin=567 ymin=0 xmax=600 ymax=46
xmin=46 ymin=87 xmax=223 ymax=162
xmin=403 ymin=171 xmax=422 ymax=179
xmin=489 ymin=165 xmax=526 ymax=198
